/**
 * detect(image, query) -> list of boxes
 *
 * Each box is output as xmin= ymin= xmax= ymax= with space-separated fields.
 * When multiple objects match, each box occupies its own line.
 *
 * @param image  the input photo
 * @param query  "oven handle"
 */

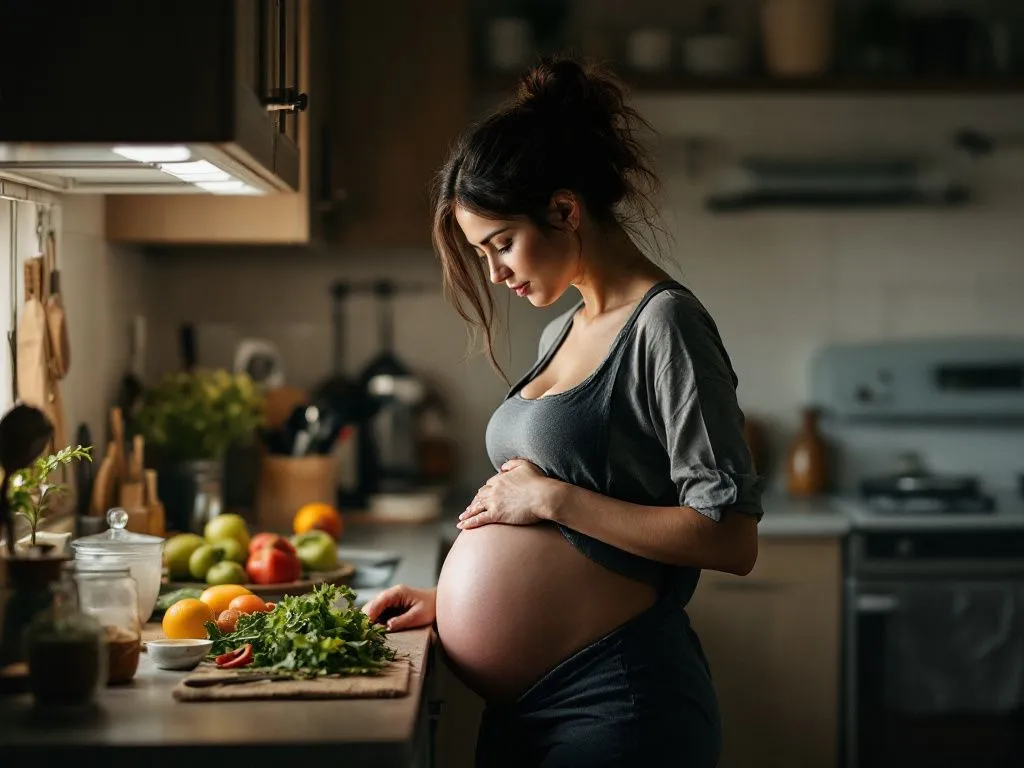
xmin=856 ymin=593 xmax=899 ymax=614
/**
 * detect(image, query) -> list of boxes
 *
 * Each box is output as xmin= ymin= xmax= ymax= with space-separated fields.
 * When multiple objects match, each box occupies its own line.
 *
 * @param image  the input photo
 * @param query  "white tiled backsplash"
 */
xmin=142 ymin=97 xmax=1024 ymax=491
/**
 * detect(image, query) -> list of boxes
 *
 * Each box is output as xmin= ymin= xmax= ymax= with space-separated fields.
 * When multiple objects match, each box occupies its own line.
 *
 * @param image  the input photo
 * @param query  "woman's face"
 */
xmin=455 ymin=204 xmax=577 ymax=308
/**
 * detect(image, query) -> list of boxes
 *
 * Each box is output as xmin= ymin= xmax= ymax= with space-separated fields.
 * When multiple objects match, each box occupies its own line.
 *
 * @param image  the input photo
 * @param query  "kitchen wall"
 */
xmin=142 ymin=95 xmax=1024 ymax=493
xmin=0 ymin=195 xmax=146 ymax=448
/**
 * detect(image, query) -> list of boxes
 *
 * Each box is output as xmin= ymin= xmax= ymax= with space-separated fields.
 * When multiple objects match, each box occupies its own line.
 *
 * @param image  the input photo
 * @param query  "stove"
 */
xmin=810 ymin=338 xmax=1024 ymax=768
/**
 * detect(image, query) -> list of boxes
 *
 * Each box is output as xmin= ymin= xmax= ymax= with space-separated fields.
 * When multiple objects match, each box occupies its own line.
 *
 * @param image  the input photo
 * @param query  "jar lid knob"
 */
xmin=107 ymin=507 xmax=129 ymax=531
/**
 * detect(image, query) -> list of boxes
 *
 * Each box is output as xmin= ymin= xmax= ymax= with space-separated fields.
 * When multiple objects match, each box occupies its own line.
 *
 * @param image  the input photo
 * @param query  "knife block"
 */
xmin=255 ymin=454 xmax=337 ymax=535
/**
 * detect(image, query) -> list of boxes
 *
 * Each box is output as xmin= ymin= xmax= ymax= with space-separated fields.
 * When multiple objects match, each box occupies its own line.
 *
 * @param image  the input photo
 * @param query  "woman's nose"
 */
xmin=487 ymin=258 xmax=510 ymax=284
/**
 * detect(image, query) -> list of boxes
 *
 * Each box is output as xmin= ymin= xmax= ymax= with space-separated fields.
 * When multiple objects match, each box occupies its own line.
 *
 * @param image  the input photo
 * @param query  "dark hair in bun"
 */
xmin=432 ymin=55 xmax=661 ymax=377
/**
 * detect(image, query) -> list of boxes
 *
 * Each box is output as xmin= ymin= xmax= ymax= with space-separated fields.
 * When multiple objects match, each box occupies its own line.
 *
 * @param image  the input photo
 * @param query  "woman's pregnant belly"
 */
xmin=436 ymin=521 xmax=657 ymax=703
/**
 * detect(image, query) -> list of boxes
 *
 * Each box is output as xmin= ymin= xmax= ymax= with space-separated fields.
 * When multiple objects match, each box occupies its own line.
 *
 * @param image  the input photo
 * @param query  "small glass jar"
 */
xmin=74 ymin=565 xmax=141 ymax=685
xmin=182 ymin=458 xmax=224 ymax=534
xmin=25 ymin=567 xmax=106 ymax=708
xmin=71 ymin=507 xmax=165 ymax=623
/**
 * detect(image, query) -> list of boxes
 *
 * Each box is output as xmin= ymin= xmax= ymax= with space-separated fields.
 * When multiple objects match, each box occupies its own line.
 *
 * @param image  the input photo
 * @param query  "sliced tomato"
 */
xmin=215 ymin=643 xmax=254 ymax=669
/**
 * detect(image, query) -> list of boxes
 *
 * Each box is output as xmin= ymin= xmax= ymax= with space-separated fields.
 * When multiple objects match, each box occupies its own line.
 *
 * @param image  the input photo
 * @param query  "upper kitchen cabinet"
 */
xmin=323 ymin=0 xmax=470 ymax=249
xmin=0 ymin=2 xmax=320 ymax=243
xmin=104 ymin=0 xmax=320 ymax=244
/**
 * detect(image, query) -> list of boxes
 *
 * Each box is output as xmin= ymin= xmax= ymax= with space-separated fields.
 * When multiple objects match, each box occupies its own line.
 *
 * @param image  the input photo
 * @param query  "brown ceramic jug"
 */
xmin=786 ymin=407 xmax=828 ymax=496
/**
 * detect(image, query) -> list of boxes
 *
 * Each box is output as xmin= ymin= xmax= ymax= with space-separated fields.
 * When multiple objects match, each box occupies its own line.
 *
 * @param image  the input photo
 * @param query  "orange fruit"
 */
xmin=293 ymin=502 xmax=343 ymax=540
xmin=162 ymin=598 xmax=215 ymax=640
xmin=216 ymin=610 xmax=241 ymax=634
xmin=228 ymin=594 xmax=272 ymax=615
xmin=199 ymin=584 xmax=253 ymax=616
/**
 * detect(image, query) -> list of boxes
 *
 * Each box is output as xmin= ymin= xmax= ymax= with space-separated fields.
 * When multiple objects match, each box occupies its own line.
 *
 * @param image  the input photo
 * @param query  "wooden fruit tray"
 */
xmin=161 ymin=562 xmax=356 ymax=599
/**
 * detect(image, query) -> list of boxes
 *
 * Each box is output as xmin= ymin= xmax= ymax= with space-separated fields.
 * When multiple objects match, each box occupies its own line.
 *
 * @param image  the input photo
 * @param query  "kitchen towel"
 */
xmin=883 ymin=581 xmax=1024 ymax=714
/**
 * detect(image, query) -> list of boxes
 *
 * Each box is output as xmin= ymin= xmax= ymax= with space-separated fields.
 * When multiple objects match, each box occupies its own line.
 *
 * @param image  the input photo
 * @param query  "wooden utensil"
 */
xmin=110 ymin=407 xmax=126 ymax=482
xmin=120 ymin=433 xmax=146 ymax=508
xmin=16 ymin=258 xmax=51 ymax=430
xmin=119 ymin=483 xmax=144 ymax=510
xmin=144 ymin=467 xmax=158 ymax=504
xmin=90 ymin=442 xmax=117 ymax=516
xmin=130 ymin=434 xmax=144 ymax=481
xmin=144 ymin=468 xmax=166 ymax=537
xmin=43 ymin=231 xmax=71 ymax=380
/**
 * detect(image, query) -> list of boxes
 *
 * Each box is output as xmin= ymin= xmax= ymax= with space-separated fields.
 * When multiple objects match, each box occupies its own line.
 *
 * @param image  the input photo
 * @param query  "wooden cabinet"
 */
xmin=105 ymin=0 xmax=318 ymax=245
xmin=687 ymin=536 xmax=843 ymax=768
xmin=324 ymin=0 xmax=470 ymax=248
xmin=106 ymin=0 xmax=470 ymax=248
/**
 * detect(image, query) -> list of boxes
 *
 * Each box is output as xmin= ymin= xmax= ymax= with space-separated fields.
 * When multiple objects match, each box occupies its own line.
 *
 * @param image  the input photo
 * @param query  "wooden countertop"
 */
xmin=0 ymin=625 xmax=436 ymax=766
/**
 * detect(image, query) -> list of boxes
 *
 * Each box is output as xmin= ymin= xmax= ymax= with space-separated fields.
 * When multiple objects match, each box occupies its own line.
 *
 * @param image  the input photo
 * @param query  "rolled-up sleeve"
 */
xmin=646 ymin=298 xmax=763 ymax=522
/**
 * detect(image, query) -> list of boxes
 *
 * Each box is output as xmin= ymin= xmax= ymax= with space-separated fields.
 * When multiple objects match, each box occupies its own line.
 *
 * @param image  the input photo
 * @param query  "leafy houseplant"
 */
xmin=135 ymin=369 xmax=265 ymax=463
xmin=8 ymin=444 xmax=92 ymax=548
xmin=134 ymin=370 xmax=265 ymax=533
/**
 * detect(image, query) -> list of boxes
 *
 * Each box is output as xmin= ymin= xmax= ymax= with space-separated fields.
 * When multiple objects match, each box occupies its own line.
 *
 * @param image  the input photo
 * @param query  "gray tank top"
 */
xmin=485 ymin=280 xmax=762 ymax=603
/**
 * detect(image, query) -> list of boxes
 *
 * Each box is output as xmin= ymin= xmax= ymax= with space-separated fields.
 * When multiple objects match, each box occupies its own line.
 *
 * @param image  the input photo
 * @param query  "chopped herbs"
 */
xmin=204 ymin=584 xmax=395 ymax=678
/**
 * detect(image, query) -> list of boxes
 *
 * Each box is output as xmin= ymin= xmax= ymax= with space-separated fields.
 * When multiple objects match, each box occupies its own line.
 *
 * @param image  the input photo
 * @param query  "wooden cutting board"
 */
xmin=171 ymin=627 xmax=429 ymax=702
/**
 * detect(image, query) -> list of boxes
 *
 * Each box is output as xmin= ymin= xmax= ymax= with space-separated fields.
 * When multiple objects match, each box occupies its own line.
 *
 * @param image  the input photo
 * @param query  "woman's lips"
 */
xmin=513 ymin=282 xmax=530 ymax=297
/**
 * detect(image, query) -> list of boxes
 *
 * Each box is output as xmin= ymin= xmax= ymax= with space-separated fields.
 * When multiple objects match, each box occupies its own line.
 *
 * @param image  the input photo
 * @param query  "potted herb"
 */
xmin=134 ymin=369 xmax=265 ymax=533
xmin=7 ymin=444 xmax=92 ymax=553
xmin=0 ymin=435 xmax=92 ymax=669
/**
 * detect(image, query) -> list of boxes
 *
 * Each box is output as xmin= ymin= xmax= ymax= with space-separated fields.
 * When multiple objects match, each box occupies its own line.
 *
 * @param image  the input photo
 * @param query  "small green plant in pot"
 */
xmin=8 ymin=444 xmax=93 ymax=550
xmin=134 ymin=369 xmax=265 ymax=533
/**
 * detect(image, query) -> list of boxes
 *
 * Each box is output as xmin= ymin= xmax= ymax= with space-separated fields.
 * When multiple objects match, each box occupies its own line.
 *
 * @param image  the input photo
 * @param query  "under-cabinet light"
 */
xmin=112 ymin=145 xmax=191 ymax=163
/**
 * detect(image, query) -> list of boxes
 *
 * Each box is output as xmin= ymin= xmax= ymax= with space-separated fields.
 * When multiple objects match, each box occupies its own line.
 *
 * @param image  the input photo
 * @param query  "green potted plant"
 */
xmin=134 ymin=369 xmax=265 ymax=534
xmin=0 ymin=440 xmax=92 ymax=669
xmin=7 ymin=444 xmax=92 ymax=552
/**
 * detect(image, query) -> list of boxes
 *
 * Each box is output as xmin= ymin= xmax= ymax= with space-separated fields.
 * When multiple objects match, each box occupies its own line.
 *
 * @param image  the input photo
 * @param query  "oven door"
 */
xmin=847 ymin=577 xmax=1024 ymax=768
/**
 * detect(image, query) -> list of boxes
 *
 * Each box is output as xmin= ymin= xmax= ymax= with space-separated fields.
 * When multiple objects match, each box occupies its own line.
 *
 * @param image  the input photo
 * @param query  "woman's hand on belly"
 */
xmin=362 ymin=585 xmax=437 ymax=631
xmin=458 ymin=458 xmax=562 ymax=530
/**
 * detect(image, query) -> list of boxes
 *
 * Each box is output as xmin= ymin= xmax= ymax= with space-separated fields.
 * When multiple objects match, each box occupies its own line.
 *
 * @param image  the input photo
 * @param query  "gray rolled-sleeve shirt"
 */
xmin=486 ymin=280 xmax=763 ymax=601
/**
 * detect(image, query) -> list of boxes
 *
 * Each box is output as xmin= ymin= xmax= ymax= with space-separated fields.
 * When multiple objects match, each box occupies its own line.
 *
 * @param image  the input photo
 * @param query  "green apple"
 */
xmin=291 ymin=531 xmax=339 ymax=572
xmin=206 ymin=560 xmax=248 ymax=585
xmin=188 ymin=544 xmax=225 ymax=581
xmin=204 ymin=513 xmax=250 ymax=551
xmin=211 ymin=537 xmax=246 ymax=564
xmin=164 ymin=533 xmax=206 ymax=580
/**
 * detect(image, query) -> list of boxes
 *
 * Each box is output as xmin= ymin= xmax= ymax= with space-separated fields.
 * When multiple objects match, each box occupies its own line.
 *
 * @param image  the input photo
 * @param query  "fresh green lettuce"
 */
xmin=204 ymin=584 xmax=396 ymax=677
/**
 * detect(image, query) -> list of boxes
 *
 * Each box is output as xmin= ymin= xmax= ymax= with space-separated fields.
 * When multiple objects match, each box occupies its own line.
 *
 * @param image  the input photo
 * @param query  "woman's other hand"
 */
xmin=362 ymin=585 xmax=437 ymax=631
xmin=458 ymin=458 xmax=563 ymax=529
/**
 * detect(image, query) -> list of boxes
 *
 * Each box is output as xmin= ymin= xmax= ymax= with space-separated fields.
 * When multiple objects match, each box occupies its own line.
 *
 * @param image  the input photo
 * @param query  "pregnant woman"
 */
xmin=363 ymin=55 xmax=763 ymax=767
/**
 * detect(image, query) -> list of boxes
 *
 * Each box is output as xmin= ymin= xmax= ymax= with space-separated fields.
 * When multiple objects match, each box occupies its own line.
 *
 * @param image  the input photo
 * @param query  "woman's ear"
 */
xmin=547 ymin=190 xmax=580 ymax=232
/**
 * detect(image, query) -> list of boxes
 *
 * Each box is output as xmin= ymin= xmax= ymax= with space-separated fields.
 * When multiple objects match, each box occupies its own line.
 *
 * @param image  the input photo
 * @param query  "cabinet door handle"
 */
xmin=856 ymin=593 xmax=899 ymax=614
xmin=264 ymin=90 xmax=308 ymax=113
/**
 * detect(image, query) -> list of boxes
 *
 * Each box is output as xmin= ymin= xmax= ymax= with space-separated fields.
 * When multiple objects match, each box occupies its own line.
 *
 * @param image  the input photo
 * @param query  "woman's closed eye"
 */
xmin=495 ymin=241 xmax=512 ymax=255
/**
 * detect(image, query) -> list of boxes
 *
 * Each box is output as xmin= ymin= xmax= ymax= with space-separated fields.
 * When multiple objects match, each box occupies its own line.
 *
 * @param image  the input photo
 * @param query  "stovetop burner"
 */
xmin=859 ymin=472 xmax=996 ymax=514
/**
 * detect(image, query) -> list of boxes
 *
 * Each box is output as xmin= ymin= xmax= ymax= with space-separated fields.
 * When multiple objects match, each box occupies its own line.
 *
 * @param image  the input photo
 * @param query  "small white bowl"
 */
xmin=145 ymin=639 xmax=213 ymax=671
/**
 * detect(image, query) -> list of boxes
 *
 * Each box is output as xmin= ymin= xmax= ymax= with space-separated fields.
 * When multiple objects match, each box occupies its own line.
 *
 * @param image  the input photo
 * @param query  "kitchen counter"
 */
xmin=0 ymin=628 xmax=436 ymax=766
xmin=757 ymin=493 xmax=852 ymax=537
xmin=0 ymin=521 xmax=449 ymax=767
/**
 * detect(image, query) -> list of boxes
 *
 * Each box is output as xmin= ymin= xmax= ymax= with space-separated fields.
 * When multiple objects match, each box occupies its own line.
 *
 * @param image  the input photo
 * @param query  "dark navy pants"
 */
xmin=474 ymin=596 xmax=722 ymax=767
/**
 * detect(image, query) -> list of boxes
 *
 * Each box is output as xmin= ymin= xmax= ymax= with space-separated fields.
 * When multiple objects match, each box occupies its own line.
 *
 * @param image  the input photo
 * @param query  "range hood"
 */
xmin=705 ymin=157 xmax=969 ymax=211
xmin=0 ymin=142 xmax=288 ymax=196
xmin=0 ymin=1 xmax=304 ymax=196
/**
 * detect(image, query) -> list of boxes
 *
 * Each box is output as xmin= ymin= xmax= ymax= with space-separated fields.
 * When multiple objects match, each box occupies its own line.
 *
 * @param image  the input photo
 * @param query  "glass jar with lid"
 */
xmin=71 ymin=508 xmax=165 ymax=623
xmin=73 ymin=564 xmax=141 ymax=684
xmin=25 ymin=565 xmax=106 ymax=708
